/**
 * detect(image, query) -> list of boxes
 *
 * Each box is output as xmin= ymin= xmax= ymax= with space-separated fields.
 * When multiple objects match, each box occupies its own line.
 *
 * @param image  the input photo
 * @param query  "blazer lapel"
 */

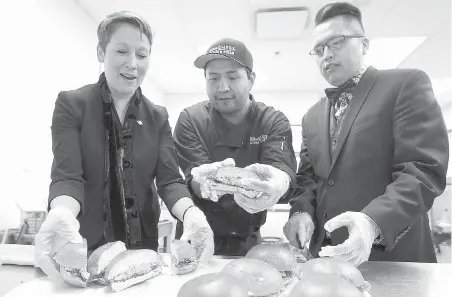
xmin=329 ymin=67 xmax=379 ymax=173
xmin=317 ymin=97 xmax=332 ymax=172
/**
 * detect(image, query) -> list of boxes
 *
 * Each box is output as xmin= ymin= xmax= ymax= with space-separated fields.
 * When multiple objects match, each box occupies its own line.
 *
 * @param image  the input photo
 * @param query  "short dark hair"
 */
xmin=97 ymin=11 xmax=153 ymax=51
xmin=314 ymin=2 xmax=364 ymax=32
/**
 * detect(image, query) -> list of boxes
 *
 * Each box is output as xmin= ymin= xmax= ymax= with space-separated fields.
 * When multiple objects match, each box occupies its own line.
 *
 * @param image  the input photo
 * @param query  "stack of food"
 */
xmin=177 ymin=258 xmax=284 ymax=297
xmin=208 ymin=166 xmax=280 ymax=214
xmin=53 ymin=240 xmax=90 ymax=287
xmin=177 ymin=273 xmax=248 ymax=297
xmin=245 ymin=243 xmax=298 ymax=286
xmin=170 ymin=240 xmax=198 ymax=275
xmin=53 ymin=240 xmax=163 ymax=292
xmin=176 ymin=243 xmax=372 ymax=297
xmin=290 ymin=257 xmax=372 ymax=297
xmin=208 ymin=167 xmax=260 ymax=199
xmin=52 ymin=237 xmax=372 ymax=296
xmin=87 ymin=241 xmax=126 ymax=285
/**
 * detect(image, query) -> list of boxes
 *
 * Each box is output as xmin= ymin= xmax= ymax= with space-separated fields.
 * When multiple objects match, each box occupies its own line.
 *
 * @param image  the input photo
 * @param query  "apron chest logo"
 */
xmin=250 ymin=135 xmax=268 ymax=145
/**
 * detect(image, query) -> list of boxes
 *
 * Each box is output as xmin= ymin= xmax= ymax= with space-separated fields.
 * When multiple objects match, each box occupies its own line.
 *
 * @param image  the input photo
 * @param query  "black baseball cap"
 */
xmin=194 ymin=38 xmax=253 ymax=71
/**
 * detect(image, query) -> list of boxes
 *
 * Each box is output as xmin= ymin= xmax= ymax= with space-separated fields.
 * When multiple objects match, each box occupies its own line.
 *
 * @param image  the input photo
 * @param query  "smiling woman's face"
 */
xmin=97 ymin=22 xmax=151 ymax=98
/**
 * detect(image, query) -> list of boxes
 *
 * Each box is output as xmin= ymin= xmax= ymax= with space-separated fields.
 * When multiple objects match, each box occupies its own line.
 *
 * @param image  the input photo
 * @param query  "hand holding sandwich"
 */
xmin=191 ymin=158 xmax=235 ymax=201
xmin=236 ymin=164 xmax=291 ymax=212
xmin=181 ymin=206 xmax=215 ymax=265
xmin=34 ymin=206 xmax=83 ymax=281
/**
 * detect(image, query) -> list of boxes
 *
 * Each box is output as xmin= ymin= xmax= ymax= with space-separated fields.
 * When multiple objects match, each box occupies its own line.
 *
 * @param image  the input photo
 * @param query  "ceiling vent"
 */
xmin=255 ymin=7 xmax=310 ymax=40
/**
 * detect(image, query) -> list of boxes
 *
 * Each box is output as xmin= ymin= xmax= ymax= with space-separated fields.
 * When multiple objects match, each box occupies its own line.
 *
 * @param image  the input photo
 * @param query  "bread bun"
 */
xmin=171 ymin=240 xmax=197 ymax=275
xmin=221 ymin=258 xmax=284 ymax=297
xmin=288 ymin=273 xmax=365 ymax=297
xmin=246 ymin=244 xmax=298 ymax=285
xmin=211 ymin=167 xmax=260 ymax=198
xmin=301 ymin=258 xmax=370 ymax=292
xmin=54 ymin=240 xmax=88 ymax=270
xmin=177 ymin=273 xmax=248 ymax=297
xmin=104 ymin=249 xmax=162 ymax=292
xmin=87 ymin=241 xmax=126 ymax=277
xmin=53 ymin=239 xmax=90 ymax=287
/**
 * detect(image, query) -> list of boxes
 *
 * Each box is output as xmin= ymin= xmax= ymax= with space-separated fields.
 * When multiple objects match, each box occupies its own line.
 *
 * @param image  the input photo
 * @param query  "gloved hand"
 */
xmin=283 ymin=212 xmax=315 ymax=248
xmin=181 ymin=206 xmax=214 ymax=266
xmin=191 ymin=158 xmax=235 ymax=202
xmin=235 ymin=164 xmax=290 ymax=213
xmin=318 ymin=211 xmax=380 ymax=267
xmin=34 ymin=206 xmax=83 ymax=281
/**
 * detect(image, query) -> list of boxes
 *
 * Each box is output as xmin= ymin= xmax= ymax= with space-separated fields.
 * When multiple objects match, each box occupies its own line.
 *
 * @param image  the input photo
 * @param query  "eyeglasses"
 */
xmin=309 ymin=34 xmax=365 ymax=57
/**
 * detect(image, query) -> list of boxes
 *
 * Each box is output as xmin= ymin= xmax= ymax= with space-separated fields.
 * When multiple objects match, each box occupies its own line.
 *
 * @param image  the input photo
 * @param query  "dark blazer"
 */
xmin=49 ymin=80 xmax=190 ymax=248
xmin=290 ymin=67 xmax=449 ymax=262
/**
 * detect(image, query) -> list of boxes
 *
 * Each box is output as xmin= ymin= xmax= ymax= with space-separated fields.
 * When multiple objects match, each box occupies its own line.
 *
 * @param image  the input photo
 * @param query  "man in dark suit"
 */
xmin=283 ymin=2 xmax=449 ymax=265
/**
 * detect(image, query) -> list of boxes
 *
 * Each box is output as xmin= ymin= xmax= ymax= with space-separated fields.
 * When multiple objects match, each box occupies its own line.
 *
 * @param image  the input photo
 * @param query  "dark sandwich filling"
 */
xmin=280 ymin=270 xmax=295 ymax=280
xmin=88 ymin=272 xmax=109 ymax=285
xmin=61 ymin=265 xmax=90 ymax=282
xmin=171 ymin=256 xmax=196 ymax=268
xmin=110 ymin=263 xmax=161 ymax=282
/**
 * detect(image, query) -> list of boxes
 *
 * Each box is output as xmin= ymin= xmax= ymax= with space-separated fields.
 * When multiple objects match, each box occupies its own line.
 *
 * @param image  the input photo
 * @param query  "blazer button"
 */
xmin=327 ymin=179 xmax=335 ymax=186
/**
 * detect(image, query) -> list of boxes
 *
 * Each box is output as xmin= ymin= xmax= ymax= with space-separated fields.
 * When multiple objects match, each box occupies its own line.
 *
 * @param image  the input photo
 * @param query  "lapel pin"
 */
xmin=137 ymin=120 xmax=143 ymax=126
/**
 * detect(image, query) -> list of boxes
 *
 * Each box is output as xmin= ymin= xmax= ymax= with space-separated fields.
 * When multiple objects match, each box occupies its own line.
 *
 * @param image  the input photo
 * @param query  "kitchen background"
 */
xmin=0 ymin=0 xmax=450 ymax=262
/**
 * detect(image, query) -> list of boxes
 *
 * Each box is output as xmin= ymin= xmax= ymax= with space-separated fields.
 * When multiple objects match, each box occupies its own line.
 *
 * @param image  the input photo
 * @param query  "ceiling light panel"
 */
xmin=255 ymin=8 xmax=309 ymax=39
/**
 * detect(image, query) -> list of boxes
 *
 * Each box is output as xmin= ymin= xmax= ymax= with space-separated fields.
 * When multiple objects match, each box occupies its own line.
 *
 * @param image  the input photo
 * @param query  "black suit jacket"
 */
xmin=290 ymin=67 xmax=449 ymax=262
xmin=49 ymin=80 xmax=190 ymax=248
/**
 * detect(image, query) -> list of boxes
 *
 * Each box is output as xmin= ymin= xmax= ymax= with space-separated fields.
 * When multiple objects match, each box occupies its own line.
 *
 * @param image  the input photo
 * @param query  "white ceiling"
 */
xmin=75 ymin=0 xmax=451 ymax=95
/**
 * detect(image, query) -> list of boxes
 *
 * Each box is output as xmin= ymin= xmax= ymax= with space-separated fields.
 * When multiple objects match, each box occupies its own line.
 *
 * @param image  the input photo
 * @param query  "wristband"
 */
xmin=290 ymin=211 xmax=313 ymax=222
xmin=182 ymin=205 xmax=197 ymax=221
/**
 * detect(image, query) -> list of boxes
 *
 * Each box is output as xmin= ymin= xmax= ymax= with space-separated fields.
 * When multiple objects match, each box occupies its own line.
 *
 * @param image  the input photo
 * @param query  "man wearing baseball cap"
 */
xmin=173 ymin=38 xmax=298 ymax=256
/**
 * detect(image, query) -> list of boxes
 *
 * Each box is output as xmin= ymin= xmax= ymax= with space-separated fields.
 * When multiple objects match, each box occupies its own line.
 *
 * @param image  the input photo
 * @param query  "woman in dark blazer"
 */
xmin=34 ymin=11 xmax=214 ymax=281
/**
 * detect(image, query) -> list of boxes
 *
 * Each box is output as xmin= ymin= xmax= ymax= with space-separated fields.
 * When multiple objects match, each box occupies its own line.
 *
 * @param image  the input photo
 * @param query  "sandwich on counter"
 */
xmin=53 ymin=239 xmax=90 ymax=287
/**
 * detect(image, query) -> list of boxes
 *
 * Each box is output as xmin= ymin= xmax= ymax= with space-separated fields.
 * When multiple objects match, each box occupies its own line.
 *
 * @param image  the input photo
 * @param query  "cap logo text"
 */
xmin=209 ymin=45 xmax=235 ymax=55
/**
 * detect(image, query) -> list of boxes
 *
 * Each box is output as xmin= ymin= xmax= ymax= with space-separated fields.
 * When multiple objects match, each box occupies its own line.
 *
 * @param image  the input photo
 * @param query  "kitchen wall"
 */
xmin=0 ymin=0 xmax=163 ymax=230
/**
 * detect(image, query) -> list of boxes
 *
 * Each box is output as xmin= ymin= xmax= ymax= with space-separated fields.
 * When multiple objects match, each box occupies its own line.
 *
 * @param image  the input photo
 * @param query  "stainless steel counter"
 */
xmin=0 ymin=265 xmax=44 ymax=297
xmin=358 ymin=261 xmax=451 ymax=297
xmin=1 ymin=260 xmax=450 ymax=297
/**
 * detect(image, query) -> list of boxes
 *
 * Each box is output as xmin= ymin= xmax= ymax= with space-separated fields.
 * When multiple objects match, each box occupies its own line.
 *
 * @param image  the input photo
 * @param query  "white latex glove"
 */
xmin=239 ymin=164 xmax=290 ymax=208
xmin=283 ymin=212 xmax=315 ymax=248
xmin=181 ymin=206 xmax=214 ymax=266
xmin=318 ymin=211 xmax=380 ymax=267
xmin=191 ymin=158 xmax=235 ymax=201
xmin=34 ymin=206 xmax=83 ymax=281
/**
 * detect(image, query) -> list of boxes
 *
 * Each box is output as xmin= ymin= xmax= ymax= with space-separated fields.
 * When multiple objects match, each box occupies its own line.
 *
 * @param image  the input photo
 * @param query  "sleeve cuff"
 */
xmin=362 ymin=212 xmax=385 ymax=245
xmin=269 ymin=162 xmax=296 ymax=188
xmin=159 ymin=183 xmax=192 ymax=212
xmin=49 ymin=180 xmax=84 ymax=217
